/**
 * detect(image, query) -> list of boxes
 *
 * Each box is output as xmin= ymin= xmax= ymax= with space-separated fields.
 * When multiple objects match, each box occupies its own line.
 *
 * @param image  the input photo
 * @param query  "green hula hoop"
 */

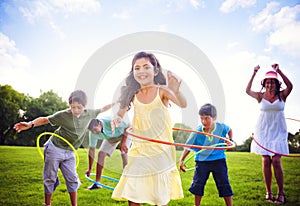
xmin=182 ymin=143 xmax=228 ymax=171
xmin=36 ymin=132 xmax=79 ymax=168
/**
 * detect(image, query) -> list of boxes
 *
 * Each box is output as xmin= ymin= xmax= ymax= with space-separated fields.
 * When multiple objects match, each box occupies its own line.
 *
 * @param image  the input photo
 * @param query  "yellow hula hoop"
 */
xmin=36 ymin=132 xmax=79 ymax=168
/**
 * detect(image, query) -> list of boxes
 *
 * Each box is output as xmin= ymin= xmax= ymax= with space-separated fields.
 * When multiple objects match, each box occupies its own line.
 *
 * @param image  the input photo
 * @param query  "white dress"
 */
xmin=251 ymin=97 xmax=289 ymax=156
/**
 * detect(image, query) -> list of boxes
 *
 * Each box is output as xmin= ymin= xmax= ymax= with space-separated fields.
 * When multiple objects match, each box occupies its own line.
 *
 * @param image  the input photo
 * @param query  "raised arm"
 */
xmin=163 ymin=71 xmax=187 ymax=108
xmin=272 ymin=64 xmax=293 ymax=101
xmin=13 ymin=117 xmax=49 ymax=133
xmin=246 ymin=65 xmax=262 ymax=102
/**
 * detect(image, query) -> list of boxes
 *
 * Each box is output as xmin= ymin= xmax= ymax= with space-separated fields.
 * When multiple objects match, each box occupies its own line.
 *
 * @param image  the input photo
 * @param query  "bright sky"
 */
xmin=1 ymin=0 xmax=299 ymax=145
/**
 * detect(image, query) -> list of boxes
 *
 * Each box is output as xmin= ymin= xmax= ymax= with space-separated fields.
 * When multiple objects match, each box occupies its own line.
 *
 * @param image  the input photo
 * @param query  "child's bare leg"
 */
xmin=194 ymin=195 xmax=202 ymax=206
xmin=224 ymin=196 xmax=232 ymax=206
xmin=69 ymin=191 xmax=77 ymax=206
xmin=44 ymin=193 xmax=52 ymax=205
xmin=128 ymin=201 xmax=141 ymax=206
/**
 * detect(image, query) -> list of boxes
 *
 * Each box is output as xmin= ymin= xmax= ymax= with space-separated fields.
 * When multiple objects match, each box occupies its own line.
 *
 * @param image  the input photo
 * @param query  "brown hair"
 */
xmin=68 ymin=90 xmax=87 ymax=106
xmin=119 ymin=51 xmax=166 ymax=109
xmin=88 ymin=119 xmax=100 ymax=130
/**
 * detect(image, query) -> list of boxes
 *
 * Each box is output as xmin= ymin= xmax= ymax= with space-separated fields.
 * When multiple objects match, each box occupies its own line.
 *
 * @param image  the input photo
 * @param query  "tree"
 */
xmin=15 ymin=90 xmax=69 ymax=146
xmin=288 ymin=131 xmax=300 ymax=153
xmin=172 ymin=123 xmax=192 ymax=150
xmin=232 ymin=136 xmax=252 ymax=152
xmin=0 ymin=86 xmax=69 ymax=146
xmin=0 ymin=85 xmax=26 ymax=145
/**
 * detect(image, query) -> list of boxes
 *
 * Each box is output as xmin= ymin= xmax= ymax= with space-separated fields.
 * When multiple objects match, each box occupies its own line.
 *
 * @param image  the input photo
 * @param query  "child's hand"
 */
xmin=85 ymin=169 xmax=92 ymax=177
xmin=110 ymin=116 xmax=122 ymax=134
xmin=167 ymin=71 xmax=181 ymax=93
xmin=179 ymin=160 xmax=186 ymax=173
xmin=13 ymin=122 xmax=32 ymax=133
xmin=120 ymin=143 xmax=128 ymax=154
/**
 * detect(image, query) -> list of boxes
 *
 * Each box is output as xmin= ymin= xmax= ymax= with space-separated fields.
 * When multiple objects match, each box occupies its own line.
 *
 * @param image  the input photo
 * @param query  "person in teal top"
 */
xmin=85 ymin=117 xmax=131 ymax=190
xmin=14 ymin=90 xmax=114 ymax=206
xmin=180 ymin=103 xmax=233 ymax=206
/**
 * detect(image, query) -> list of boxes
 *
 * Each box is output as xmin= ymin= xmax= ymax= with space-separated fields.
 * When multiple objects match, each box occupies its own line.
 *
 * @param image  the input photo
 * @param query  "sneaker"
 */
xmin=86 ymin=183 xmax=102 ymax=190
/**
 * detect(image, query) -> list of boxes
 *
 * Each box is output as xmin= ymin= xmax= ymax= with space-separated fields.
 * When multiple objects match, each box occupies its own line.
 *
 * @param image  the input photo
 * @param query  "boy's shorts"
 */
xmin=43 ymin=140 xmax=81 ymax=194
xmin=189 ymin=158 xmax=233 ymax=197
xmin=100 ymin=135 xmax=132 ymax=156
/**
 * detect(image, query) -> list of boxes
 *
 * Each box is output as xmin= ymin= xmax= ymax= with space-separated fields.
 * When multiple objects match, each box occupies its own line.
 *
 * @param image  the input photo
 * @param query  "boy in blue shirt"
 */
xmin=180 ymin=103 xmax=233 ymax=206
xmin=85 ymin=117 xmax=131 ymax=190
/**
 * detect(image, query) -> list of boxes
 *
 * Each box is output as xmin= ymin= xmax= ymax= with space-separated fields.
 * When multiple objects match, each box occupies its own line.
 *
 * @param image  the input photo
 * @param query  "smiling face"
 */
xmin=91 ymin=122 xmax=102 ymax=134
xmin=133 ymin=57 xmax=158 ymax=87
xmin=264 ymin=78 xmax=277 ymax=91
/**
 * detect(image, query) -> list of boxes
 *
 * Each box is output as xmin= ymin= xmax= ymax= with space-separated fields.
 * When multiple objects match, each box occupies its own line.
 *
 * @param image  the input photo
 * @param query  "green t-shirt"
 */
xmin=48 ymin=108 xmax=101 ymax=150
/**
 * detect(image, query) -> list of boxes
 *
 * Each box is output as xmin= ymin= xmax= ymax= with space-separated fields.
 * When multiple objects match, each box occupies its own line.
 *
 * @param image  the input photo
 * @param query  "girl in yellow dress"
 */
xmin=111 ymin=51 xmax=187 ymax=206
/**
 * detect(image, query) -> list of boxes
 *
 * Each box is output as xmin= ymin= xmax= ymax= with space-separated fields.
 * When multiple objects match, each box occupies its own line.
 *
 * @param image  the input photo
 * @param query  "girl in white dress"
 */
xmin=246 ymin=64 xmax=293 ymax=204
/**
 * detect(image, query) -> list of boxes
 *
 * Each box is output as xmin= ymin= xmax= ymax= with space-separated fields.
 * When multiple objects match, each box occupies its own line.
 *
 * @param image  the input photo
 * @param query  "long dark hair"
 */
xmin=261 ymin=79 xmax=282 ymax=101
xmin=119 ymin=51 xmax=166 ymax=109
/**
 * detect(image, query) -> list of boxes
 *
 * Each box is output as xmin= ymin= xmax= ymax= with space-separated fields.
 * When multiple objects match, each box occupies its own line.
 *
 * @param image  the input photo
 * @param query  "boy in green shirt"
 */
xmin=14 ymin=90 xmax=114 ymax=206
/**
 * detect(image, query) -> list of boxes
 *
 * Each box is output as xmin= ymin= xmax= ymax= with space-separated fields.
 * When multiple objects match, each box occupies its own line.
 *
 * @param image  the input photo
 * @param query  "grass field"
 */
xmin=0 ymin=146 xmax=299 ymax=206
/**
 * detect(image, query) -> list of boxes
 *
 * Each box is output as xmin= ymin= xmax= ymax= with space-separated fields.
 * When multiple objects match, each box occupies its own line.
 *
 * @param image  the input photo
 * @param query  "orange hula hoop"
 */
xmin=251 ymin=133 xmax=300 ymax=158
xmin=126 ymin=127 xmax=236 ymax=150
xmin=286 ymin=117 xmax=300 ymax=122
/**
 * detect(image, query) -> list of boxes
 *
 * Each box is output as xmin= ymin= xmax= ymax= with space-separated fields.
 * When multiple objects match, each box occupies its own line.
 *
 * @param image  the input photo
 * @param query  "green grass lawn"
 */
xmin=0 ymin=146 xmax=299 ymax=206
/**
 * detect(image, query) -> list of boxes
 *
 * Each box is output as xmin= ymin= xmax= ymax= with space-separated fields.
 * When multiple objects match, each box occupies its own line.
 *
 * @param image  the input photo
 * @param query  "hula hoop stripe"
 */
xmin=251 ymin=133 xmax=300 ymax=158
xmin=126 ymin=127 xmax=236 ymax=150
xmin=85 ymin=173 xmax=119 ymax=191
xmin=36 ymin=132 xmax=80 ymax=168
xmin=182 ymin=143 xmax=228 ymax=171
xmin=251 ymin=118 xmax=300 ymax=158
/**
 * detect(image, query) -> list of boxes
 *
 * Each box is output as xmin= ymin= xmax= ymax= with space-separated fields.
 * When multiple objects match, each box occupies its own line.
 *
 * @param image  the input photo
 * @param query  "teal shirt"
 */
xmin=185 ymin=122 xmax=230 ymax=161
xmin=89 ymin=116 xmax=128 ymax=147
xmin=48 ymin=108 xmax=101 ymax=150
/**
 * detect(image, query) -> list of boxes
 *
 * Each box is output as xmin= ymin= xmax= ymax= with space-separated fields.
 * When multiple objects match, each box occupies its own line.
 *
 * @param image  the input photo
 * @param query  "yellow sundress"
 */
xmin=112 ymin=88 xmax=183 ymax=205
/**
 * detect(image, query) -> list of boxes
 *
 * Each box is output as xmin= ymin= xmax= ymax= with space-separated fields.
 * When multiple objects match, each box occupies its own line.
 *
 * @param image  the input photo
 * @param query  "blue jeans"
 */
xmin=189 ymin=158 xmax=233 ymax=197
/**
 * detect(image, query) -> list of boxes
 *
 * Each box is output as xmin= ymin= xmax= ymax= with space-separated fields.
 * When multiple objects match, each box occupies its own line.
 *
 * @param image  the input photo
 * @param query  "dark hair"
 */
xmin=88 ymin=119 xmax=100 ymax=130
xmin=119 ymin=51 xmax=166 ymax=109
xmin=199 ymin=103 xmax=217 ymax=118
xmin=68 ymin=90 xmax=87 ymax=106
xmin=261 ymin=79 xmax=282 ymax=101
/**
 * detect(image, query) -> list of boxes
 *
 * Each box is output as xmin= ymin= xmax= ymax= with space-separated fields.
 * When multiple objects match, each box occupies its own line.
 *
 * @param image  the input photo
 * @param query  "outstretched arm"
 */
xmin=13 ymin=117 xmax=49 ymax=133
xmin=272 ymin=64 xmax=293 ymax=101
xmin=100 ymin=102 xmax=118 ymax=113
xmin=246 ymin=65 xmax=262 ymax=102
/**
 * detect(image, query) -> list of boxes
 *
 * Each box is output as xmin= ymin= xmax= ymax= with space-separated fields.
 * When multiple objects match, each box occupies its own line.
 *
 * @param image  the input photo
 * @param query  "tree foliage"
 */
xmin=233 ymin=132 xmax=300 ymax=153
xmin=288 ymin=130 xmax=300 ymax=153
xmin=172 ymin=123 xmax=192 ymax=150
xmin=0 ymin=85 xmax=68 ymax=146
xmin=0 ymin=85 xmax=25 ymax=144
